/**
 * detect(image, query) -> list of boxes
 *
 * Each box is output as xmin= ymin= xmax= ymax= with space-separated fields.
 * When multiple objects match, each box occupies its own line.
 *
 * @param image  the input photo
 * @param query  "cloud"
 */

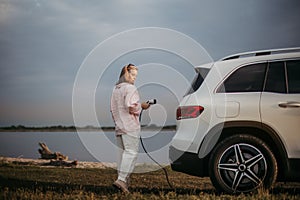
xmin=1 ymin=0 xmax=300 ymax=126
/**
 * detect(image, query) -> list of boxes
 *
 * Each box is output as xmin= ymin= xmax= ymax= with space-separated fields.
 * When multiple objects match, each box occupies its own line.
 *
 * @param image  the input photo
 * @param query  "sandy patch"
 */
xmin=0 ymin=156 xmax=117 ymax=169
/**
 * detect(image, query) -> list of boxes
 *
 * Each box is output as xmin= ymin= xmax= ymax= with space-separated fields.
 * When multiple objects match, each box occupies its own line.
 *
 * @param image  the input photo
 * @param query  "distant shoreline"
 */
xmin=0 ymin=125 xmax=176 ymax=132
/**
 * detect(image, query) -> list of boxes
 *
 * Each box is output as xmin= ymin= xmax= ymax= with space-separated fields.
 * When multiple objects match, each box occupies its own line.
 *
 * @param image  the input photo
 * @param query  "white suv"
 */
xmin=169 ymin=48 xmax=300 ymax=193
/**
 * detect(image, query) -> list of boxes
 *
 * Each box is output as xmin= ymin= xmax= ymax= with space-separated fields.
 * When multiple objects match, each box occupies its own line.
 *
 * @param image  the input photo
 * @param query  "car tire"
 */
xmin=208 ymin=134 xmax=277 ymax=194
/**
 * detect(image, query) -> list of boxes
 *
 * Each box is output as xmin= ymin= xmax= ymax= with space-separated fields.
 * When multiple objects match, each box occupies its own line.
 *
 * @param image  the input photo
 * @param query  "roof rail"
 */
xmin=221 ymin=47 xmax=300 ymax=61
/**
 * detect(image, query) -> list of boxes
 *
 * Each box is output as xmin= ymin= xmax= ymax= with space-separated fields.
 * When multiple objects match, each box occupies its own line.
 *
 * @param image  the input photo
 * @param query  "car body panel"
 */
xmin=170 ymin=48 xmax=300 ymax=185
xmin=261 ymin=92 xmax=300 ymax=158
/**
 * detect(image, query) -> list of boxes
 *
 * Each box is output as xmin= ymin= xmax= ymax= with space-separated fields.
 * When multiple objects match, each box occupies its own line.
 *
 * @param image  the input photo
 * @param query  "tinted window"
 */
xmin=264 ymin=61 xmax=286 ymax=93
xmin=218 ymin=63 xmax=266 ymax=93
xmin=287 ymin=60 xmax=300 ymax=93
xmin=186 ymin=68 xmax=210 ymax=95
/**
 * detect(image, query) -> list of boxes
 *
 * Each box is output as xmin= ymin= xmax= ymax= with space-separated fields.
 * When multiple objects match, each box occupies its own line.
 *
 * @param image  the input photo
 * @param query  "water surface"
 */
xmin=0 ymin=131 xmax=175 ymax=164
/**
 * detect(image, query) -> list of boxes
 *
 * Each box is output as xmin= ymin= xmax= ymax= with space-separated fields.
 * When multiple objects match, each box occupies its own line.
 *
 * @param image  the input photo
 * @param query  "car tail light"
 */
xmin=176 ymin=106 xmax=204 ymax=120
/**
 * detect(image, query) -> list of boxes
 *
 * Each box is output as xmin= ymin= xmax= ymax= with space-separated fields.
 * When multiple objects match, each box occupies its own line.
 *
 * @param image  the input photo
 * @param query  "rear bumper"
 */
xmin=169 ymin=145 xmax=209 ymax=177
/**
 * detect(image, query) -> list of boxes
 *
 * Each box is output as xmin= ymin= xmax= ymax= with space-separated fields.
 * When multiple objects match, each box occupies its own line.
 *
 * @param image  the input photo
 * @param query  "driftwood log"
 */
xmin=38 ymin=142 xmax=77 ymax=167
xmin=38 ymin=142 xmax=68 ymax=160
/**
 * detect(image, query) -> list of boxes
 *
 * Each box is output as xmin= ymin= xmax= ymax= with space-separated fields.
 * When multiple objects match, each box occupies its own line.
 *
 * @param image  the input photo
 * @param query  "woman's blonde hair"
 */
xmin=116 ymin=63 xmax=138 ymax=84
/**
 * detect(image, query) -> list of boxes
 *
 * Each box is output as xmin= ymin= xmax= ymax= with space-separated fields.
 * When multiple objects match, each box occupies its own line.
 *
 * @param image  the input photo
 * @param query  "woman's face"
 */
xmin=128 ymin=69 xmax=138 ymax=84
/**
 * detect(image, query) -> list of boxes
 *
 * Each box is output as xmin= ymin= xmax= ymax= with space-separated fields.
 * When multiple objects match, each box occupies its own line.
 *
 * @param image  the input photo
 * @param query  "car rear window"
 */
xmin=185 ymin=68 xmax=210 ymax=96
xmin=217 ymin=63 xmax=267 ymax=93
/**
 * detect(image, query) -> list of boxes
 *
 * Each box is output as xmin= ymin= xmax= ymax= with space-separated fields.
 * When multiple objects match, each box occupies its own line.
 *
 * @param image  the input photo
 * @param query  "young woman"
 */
xmin=110 ymin=64 xmax=150 ymax=193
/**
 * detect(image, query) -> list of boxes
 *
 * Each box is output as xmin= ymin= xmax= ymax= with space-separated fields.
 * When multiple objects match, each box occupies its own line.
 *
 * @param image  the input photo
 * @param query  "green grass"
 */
xmin=0 ymin=161 xmax=299 ymax=200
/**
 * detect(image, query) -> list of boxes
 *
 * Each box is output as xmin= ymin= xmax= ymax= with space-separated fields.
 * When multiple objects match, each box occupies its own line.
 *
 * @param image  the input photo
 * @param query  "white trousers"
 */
xmin=116 ymin=134 xmax=139 ymax=182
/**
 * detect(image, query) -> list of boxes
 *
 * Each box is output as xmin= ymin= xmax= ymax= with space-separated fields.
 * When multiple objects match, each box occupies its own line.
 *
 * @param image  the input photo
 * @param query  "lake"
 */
xmin=0 ymin=131 xmax=175 ymax=164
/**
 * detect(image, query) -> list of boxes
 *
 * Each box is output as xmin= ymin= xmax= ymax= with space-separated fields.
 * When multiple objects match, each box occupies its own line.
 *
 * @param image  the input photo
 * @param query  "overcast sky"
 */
xmin=1 ymin=0 xmax=300 ymax=127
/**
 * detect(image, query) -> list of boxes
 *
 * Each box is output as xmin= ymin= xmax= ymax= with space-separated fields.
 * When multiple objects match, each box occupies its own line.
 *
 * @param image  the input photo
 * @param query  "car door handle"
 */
xmin=278 ymin=102 xmax=300 ymax=108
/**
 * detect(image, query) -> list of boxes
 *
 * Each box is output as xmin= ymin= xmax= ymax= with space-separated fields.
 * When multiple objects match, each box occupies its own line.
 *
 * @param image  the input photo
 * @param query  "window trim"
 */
xmin=284 ymin=61 xmax=289 ymax=94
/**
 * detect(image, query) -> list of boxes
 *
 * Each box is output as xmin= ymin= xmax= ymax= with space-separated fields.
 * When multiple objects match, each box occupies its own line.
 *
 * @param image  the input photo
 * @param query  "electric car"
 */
xmin=169 ymin=47 xmax=300 ymax=193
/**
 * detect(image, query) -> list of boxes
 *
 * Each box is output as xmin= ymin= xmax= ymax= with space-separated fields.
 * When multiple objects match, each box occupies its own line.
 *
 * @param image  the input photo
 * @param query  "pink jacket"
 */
xmin=110 ymin=82 xmax=142 ymax=136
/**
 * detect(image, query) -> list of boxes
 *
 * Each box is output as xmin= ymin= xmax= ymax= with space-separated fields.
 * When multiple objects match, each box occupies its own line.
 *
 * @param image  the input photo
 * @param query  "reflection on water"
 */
xmin=0 ymin=131 xmax=175 ymax=164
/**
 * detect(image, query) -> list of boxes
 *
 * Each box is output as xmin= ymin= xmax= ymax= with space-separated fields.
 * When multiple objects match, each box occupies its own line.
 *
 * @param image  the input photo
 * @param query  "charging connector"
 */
xmin=146 ymin=99 xmax=157 ymax=105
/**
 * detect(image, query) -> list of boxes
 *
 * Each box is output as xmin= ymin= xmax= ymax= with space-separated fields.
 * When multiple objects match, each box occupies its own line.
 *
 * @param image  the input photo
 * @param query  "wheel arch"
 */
xmin=198 ymin=121 xmax=289 ymax=180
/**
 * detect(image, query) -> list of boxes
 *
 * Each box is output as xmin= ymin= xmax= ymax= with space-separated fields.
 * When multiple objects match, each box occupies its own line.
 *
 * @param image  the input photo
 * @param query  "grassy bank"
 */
xmin=0 ymin=159 xmax=299 ymax=199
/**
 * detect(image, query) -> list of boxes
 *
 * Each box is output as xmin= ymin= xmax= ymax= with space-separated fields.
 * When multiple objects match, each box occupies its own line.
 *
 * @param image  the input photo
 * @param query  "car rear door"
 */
xmin=260 ymin=60 xmax=300 ymax=158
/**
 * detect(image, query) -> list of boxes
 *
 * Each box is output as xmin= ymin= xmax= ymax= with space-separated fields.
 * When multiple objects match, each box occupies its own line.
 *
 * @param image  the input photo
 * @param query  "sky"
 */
xmin=1 ymin=0 xmax=300 ymax=127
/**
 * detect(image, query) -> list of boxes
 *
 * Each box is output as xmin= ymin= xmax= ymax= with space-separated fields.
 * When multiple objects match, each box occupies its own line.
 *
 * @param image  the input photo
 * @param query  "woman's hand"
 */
xmin=141 ymin=102 xmax=150 ymax=110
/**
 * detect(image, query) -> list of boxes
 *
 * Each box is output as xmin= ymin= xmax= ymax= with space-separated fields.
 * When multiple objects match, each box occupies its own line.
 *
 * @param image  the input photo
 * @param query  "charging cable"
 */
xmin=139 ymin=99 xmax=173 ymax=189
